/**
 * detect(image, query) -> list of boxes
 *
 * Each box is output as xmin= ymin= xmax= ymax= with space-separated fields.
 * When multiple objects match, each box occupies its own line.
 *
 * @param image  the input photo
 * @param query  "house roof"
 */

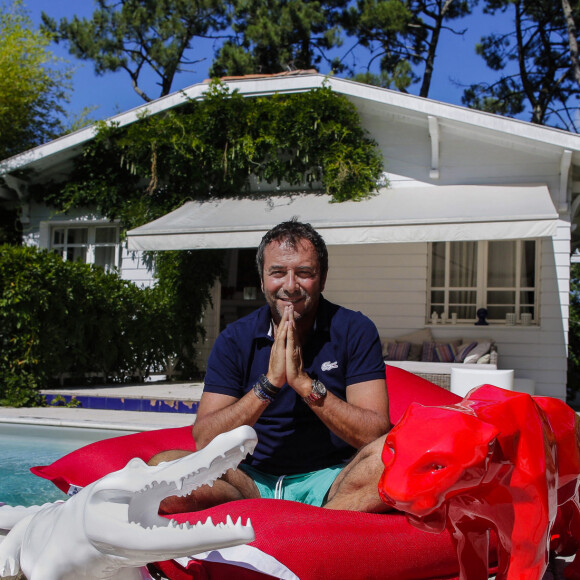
xmin=2 ymin=71 xmax=580 ymax=182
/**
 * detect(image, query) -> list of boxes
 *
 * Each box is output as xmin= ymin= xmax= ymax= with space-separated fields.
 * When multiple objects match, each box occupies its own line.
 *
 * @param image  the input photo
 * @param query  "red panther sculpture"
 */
xmin=379 ymin=384 xmax=580 ymax=580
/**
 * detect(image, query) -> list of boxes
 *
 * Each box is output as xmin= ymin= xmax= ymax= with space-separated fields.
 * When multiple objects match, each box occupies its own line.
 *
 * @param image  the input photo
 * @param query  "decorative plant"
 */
xmin=37 ymin=82 xmax=385 ymax=228
xmin=0 ymin=244 xmax=192 ymax=406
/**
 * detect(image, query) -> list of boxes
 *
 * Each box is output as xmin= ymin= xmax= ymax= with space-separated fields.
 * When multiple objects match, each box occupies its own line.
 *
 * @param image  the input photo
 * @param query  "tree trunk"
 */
xmin=561 ymin=0 xmax=580 ymax=88
xmin=420 ymin=0 xmax=454 ymax=98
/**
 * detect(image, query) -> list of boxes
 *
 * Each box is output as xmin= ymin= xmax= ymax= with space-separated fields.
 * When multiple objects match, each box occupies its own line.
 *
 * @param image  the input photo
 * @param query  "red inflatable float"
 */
xmin=32 ymin=367 xmax=497 ymax=579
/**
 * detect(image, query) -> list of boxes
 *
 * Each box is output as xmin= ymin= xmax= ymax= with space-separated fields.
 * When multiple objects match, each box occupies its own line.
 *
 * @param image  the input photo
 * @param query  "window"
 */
xmin=429 ymin=240 xmax=538 ymax=324
xmin=220 ymin=248 xmax=264 ymax=330
xmin=51 ymin=225 xmax=120 ymax=271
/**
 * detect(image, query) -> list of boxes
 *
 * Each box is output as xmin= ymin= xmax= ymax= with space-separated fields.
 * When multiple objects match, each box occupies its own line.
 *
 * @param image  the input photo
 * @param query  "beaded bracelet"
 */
xmin=259 ymin=374 xmax=281 ymax=398
xmin=253 ymin=382 xmax=276 ymax=403
xmin=253 ymin=374 xmax=281 ymax=403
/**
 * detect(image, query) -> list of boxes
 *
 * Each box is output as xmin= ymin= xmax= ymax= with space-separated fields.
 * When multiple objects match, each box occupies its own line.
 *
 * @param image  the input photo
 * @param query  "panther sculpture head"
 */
xmin=379 ymin=402 xmax=498 ymax=519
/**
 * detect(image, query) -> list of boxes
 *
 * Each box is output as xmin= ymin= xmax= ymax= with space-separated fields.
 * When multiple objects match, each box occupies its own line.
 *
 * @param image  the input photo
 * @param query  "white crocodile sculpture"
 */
xmin=0 ymin=425 xmax=257 ymax=580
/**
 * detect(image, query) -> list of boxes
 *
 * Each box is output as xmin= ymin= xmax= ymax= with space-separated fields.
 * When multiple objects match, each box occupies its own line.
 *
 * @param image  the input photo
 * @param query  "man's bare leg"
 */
xmin=148 ymin=450 xmax=261 ymax=514
xmin=324 ymin=434 xmax=392 ymax=513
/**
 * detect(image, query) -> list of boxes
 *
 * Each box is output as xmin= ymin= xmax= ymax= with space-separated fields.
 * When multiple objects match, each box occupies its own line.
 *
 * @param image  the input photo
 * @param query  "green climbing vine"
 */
xmin=36 ymin=82 xmax=385 ymax=228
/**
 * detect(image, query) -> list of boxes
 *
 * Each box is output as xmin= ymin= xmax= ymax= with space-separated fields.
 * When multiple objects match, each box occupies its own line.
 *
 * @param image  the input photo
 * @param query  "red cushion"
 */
xmin=386 ymin=365 xmax=461 ymax=425
xmin=31 ymin=425 xmax=196 ymax=493
xmin=154 ymin=499 xmax=470 ymax=580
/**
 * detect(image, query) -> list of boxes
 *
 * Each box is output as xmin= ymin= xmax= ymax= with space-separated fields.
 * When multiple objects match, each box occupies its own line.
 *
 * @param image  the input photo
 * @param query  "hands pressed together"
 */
xmin=267 ymin=305 xmax=313 ymax=397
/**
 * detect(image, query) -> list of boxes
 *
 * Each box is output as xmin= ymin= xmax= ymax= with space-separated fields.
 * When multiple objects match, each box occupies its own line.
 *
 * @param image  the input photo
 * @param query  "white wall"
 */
xmin=358 ymin=103 xmax=563 ymax=193
xmin=333 ymin=102 xmax=570 ymax=400
xmin=120 ymin=246 xmax=155 ymax=287
xmin=324 ymin=240 xmax=568 ymax=400
xmin=325 ymin=243 xmax=429 ymax=333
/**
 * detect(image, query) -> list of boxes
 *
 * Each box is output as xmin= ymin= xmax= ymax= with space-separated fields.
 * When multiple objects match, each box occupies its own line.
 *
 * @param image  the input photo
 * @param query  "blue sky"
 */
xmin=23 ymin=0 xmax=513 ymax=122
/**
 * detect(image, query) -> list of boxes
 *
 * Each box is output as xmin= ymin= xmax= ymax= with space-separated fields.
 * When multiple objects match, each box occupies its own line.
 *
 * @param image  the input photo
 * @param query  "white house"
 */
xmin=2 ymin=71 xmax=579 ymax=400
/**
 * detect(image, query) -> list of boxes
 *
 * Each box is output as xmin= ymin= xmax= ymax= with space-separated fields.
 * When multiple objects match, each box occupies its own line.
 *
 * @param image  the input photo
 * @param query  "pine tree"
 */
xmin=0 ymin=0 xmax=72 ymax=159
xmin=462 ymin=0 xmax=580 ymax=131
xmin=41 ymin=0 xmax=229 ymax=102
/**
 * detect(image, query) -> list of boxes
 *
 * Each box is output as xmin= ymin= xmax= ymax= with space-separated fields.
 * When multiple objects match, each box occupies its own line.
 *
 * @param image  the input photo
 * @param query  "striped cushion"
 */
xmin=384 ymin=341 xmax=411 ymax=361
xmin=434 ymin=342 xmax=458 ymax=363
xmin=421 ymin=341 xmax=437 ymax=362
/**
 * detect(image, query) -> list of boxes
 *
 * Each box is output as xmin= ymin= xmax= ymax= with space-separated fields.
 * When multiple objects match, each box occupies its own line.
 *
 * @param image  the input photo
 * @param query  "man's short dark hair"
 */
xmin=256 ymin=218 xmax=328 ymax=281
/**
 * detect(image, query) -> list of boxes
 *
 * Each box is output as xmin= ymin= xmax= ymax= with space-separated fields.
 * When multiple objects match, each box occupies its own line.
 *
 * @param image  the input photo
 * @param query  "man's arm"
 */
xmin=193 ymin=307 xmax=293 ymax=449
xmin=303 ymin=378 xmax=390 ymax=449
xmin=192 ymin=390 xmax=268 ymax=449
xmin=194 ymin=378 xmax=390 ymax=451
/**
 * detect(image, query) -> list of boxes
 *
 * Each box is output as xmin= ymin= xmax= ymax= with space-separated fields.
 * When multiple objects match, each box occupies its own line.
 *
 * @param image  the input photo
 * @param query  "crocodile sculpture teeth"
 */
xmin=0 ymin=425 xmax=258 ymax=580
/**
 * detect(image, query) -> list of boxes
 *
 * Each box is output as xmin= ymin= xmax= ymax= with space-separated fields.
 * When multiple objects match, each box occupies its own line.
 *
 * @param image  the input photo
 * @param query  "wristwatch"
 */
xmin=304 ymin=379 xmax=327 ymax=404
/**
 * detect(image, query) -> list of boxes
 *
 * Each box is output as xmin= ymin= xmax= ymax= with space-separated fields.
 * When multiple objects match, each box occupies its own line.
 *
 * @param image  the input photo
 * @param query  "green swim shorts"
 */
xmin=239 ymin=463 xmax=345 ymax=507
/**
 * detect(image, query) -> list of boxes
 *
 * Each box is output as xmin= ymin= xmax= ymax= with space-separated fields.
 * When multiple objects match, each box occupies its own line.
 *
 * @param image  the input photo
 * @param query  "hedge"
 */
xmin=0 ymin=244 xmax=179 ymax=407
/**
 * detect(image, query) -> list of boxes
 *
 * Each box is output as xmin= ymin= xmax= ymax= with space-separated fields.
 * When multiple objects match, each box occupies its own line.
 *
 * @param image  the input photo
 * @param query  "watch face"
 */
xmin=313 ymin=380 xmax=327 ymax=396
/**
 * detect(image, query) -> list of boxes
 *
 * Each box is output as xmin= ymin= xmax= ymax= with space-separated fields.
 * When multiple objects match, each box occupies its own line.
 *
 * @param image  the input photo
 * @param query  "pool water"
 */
xmin=0 ymin=423 xmax=134 ymax=507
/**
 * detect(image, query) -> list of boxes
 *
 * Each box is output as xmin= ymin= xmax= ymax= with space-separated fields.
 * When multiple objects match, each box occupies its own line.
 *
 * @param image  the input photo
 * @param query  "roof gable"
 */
xmin=2 ymin=71 xmax=580 ymax=178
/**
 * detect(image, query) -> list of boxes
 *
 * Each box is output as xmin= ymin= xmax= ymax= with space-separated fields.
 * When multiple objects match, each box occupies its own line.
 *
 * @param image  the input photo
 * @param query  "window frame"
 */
xmin=49 ymin=222 xmax=121 ymax=272
xmin=428 ymin=239 xmax=540 ymax=325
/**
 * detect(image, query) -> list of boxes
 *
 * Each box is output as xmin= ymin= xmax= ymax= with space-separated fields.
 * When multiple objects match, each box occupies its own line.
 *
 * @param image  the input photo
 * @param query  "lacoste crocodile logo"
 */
xmin=321 ymin=361 xmax=338 ymax=372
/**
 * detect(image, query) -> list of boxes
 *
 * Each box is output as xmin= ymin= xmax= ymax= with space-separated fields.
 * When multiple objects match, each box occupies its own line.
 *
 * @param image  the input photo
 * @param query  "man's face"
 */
xmin=261 ymin=238 xmax=326 ymax=328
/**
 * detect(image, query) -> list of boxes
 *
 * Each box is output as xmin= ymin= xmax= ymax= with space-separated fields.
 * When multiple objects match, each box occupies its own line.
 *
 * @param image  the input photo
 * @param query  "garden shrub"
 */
xmin=0 ymin=244 xmax=184 ymax=407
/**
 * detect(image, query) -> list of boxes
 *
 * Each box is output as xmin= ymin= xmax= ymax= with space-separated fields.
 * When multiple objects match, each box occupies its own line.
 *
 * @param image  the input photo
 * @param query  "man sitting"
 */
xmin=153 ymin=219 xmax=391 ymax=514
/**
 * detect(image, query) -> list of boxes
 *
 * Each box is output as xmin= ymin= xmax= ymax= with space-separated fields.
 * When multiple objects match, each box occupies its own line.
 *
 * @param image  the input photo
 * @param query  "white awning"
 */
xmin=126 ymin=184 xmax=558 ymax=250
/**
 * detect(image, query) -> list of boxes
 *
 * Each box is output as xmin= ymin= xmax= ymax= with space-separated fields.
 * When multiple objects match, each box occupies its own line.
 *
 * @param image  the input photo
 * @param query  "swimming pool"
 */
xmin=0 ymin=423 xmax=134 ymax=506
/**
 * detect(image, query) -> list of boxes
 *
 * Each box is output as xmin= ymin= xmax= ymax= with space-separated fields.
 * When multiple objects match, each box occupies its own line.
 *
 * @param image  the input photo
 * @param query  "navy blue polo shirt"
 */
xmin=203 ymin=296 xmax=385 ymax=475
